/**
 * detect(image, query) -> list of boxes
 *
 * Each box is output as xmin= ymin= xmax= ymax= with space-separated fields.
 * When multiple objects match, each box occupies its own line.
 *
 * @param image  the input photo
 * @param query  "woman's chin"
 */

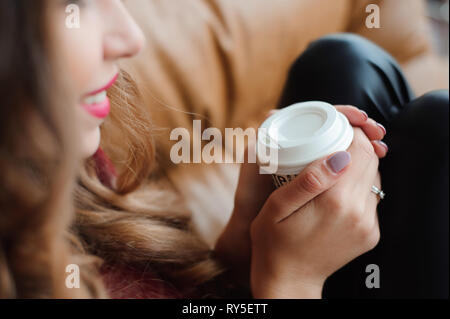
xmin=80 ymin=127 xmax=102 ymax=159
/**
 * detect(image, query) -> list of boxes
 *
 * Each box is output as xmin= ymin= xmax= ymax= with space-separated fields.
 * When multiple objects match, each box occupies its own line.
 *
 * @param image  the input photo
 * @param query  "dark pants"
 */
xmin=278 ymin=33 xmax=449 ymax=298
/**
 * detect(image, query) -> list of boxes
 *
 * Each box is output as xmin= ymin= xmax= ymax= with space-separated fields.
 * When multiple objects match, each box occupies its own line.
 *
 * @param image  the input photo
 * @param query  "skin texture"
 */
xmin=47 ymin=0 xmax=145 ymax=158
xmin=216 ymin=107 xmax=387 ymax=298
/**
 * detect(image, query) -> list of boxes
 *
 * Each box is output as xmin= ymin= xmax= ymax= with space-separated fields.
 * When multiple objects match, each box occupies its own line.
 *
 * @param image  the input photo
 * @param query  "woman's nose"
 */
xmin=103 ymin=3 xmax=145 ymax=60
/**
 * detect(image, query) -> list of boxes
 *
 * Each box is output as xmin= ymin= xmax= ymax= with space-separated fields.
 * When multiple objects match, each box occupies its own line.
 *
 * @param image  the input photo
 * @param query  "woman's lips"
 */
xmin=81 ymin=94 xmax=111 ymax=119
xmin=81 ymin=73 xmax=119 ymax=119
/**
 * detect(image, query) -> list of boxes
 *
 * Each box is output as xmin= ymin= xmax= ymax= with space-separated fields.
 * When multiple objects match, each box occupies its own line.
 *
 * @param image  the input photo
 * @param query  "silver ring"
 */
xmin=371 ymin=185 xmax=385 ymax=200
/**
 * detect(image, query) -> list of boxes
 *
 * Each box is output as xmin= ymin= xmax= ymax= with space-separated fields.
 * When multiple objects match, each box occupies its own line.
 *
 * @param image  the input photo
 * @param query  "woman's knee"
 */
xmin=281 ymin=34 xmax=386 ymax=107
xmin=280 ymin=33 xmax=413 ymax=121
xmin=305 ymin=33 xmax=383 ymax=60
xmin=400 ymin=90 xmax=449 ymax=139
xmin=289 ymin=33 xmax=395 ymax=76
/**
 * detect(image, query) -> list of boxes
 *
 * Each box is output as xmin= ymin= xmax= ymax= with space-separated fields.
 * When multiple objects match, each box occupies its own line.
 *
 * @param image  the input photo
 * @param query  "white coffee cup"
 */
xmin=257 ymin=101 xmax=354 ymax=188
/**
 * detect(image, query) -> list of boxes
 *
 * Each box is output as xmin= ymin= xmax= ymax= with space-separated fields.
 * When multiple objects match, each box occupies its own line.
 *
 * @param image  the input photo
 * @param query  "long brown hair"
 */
xmin=73 ymin=72 xmax=223 ymax=294
xmin=0 ymin=0 xmax=85 ymax=298
xmin=0 ymin=0 xmax=223 ymax=298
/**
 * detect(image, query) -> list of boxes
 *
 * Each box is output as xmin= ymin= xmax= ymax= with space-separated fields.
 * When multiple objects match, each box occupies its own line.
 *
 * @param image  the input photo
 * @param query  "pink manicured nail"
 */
xmin=360 ymin=110 xmax=368 ymax=121
xmin=326 ymin=151 xmax=351 ymax=174
xmin=376 ymin=140 xmax=389 ymax=152
xmin=377 ymin=123 xmax=386 ymax=135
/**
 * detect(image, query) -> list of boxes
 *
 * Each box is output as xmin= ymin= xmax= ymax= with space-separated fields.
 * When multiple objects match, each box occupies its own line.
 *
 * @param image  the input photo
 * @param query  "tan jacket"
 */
xmin=122 ymin=0 xmax=448 ymax=246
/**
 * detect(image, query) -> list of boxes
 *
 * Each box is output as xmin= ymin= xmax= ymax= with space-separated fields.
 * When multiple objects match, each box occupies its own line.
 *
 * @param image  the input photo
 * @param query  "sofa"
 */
xmin=121 ymin=0 xmax=448 ymax=246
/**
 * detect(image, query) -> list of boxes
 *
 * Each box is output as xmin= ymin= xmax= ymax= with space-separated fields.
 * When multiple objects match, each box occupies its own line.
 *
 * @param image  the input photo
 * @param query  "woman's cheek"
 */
xmin=47 ymin=4 xmax=105 ymax=158
xmin=58 ymin=34 xmax=104 ymax=157
xmin=64 ymin=29 xmax=103 ymax=95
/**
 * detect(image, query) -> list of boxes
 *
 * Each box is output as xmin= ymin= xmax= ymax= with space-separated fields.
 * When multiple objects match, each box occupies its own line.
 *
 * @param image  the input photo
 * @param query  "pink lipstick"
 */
xmin=81 ymin=73 xmax=119 ymax=119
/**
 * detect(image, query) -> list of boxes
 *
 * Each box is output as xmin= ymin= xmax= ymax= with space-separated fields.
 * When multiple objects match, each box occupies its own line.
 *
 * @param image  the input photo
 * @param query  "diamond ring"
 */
xmin=371 ymin=185 xmax=385 ymax=200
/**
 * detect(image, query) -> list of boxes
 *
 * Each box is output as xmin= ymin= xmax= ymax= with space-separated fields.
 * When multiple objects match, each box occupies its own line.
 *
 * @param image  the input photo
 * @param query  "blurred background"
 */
xmin=427 ymin=0 xmax=449 ymax=57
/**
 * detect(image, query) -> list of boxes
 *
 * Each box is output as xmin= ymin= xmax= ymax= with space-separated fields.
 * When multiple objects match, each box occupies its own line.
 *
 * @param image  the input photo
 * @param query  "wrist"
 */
xmin=250 ymin=259 xmax=325 ymax=299
xmin=252 ymin=275 xmax=324 ymax=299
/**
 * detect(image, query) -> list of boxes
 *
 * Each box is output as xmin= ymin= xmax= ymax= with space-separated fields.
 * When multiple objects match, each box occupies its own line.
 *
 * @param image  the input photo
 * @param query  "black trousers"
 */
xmin=278 ymin=33 xmax=449 ymax=298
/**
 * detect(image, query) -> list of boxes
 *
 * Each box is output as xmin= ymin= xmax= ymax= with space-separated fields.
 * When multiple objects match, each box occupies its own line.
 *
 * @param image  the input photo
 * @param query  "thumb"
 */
xmin=264 ymin=151 xmax=352 ymax=223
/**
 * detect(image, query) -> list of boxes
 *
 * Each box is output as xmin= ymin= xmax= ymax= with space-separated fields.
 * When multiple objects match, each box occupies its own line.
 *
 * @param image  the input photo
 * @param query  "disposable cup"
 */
xmin=257 ymin=101 xmax=354 ymax=188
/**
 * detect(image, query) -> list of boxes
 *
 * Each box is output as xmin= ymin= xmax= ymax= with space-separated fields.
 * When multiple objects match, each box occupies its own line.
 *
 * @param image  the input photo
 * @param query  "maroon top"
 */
xmin=100 ymin=264 xmax=182 ymax=299
xmin=93 ymin=149 xmax=181 ymax=299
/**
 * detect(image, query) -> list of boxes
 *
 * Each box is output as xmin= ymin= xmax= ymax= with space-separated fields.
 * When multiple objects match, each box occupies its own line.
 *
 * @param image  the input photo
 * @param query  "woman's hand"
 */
xmin=214 ymin=105 xmax=386 ymax=285
xmin=334 ymin=105 xmax=388 ymax=158
xmin=214 ymin=143 xmax=275 ymax=283
xmin=250 ymin=128 xmax=381 ymax=298
xmin=268 ymin=105 xmax=388 ymax=157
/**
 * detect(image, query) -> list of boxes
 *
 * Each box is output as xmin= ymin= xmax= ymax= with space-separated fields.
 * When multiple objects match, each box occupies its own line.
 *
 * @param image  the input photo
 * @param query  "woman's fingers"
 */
xmin=361 ymin=118 xmax=386 ymax=141
xmin=262 ymin=151 xmax=352 ymax=223
xmin=335 ymin=105 xmax=369 ymax=126
xmin=335 ymin=105 xmax=386 ymax=140
xmin=347 ymin=130 xmax=381 ymax=246
xmin=362 ymin=173 xmax=382 ymax=248
xmin=335 ymin=105 xmax=388 ymax=157
xmin=368 ymin=172 xmax=383 ymax=206
xmin=336 ymin=128 xmax=379 ymax=193
xmin=268 ymin=106 xmax=388 ymax=159
xmin=371 ymin=140 xmax=388 ymax=158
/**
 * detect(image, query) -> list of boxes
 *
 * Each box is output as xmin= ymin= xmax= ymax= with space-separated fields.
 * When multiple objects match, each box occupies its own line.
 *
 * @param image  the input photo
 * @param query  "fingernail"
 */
xmin=377 ymin=123 xmax=387 ymax=135
xmin=360 ymin=110 xmax=368 ymax=121
xmin=376 ymin=140 xmax=389 ymax=152
xmin=326 ymin=151 xmax=351 ymax=174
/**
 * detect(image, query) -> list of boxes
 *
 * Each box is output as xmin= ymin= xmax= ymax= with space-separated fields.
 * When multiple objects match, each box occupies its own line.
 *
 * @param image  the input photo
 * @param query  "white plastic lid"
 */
xmin=257 ymin=101 xmax=354 ymax=175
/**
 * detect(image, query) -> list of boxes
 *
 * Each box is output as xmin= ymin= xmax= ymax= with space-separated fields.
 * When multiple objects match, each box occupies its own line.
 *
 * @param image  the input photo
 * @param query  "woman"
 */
xmin=0 ymin=0 xmax=446 ymax=298
xmin=1 ymin=0 xmax=225 ymax=298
